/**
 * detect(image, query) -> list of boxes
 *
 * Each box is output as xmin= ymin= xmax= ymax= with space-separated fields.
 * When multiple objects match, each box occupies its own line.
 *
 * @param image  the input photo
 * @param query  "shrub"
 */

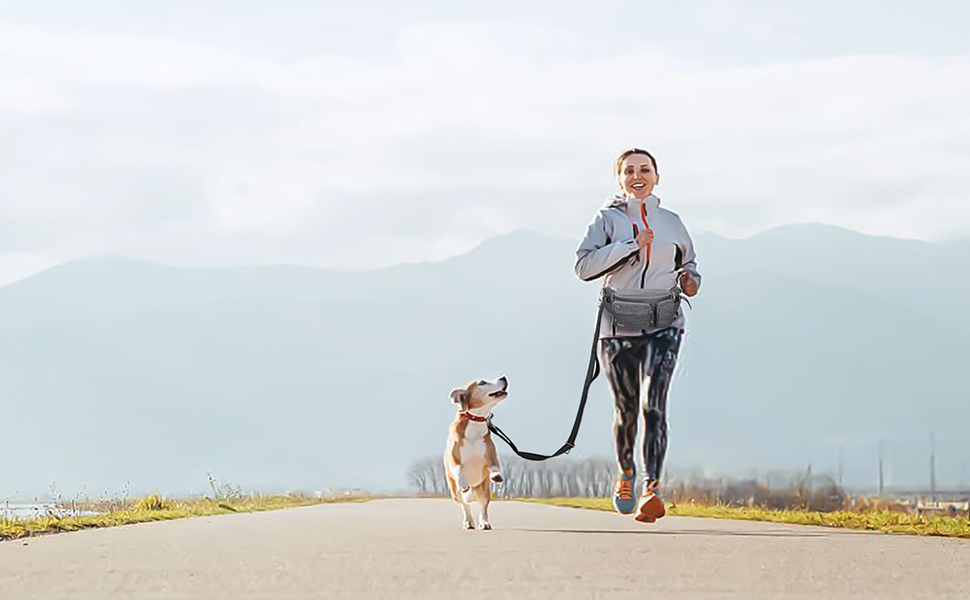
xmin=136 ymin=494 xmax=170 ymax=511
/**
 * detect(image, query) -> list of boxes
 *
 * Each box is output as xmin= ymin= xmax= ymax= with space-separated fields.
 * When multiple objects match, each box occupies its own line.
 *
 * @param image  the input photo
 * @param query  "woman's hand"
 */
xmin=635 ymin=228 xmax=654 ymax=250
xmin=679 ymin=272 xmax=699 ymax=296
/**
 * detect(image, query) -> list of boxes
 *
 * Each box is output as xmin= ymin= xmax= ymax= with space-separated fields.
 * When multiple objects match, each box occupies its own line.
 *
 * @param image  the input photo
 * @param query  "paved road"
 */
xmin=1 ymin=499 xmax=968 ymax=599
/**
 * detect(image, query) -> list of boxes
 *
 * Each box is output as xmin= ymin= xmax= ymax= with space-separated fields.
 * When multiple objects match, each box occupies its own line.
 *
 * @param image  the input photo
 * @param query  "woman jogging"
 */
xmin=574 ymin=148 xmax=701 ymax=523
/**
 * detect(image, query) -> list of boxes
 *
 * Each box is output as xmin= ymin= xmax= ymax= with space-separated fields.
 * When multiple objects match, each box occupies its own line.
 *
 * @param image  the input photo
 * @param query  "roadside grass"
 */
xmin=0 ymin=493 xmax=370 ymax=542
xmin=521 ymin=497 xmax=970 ymax=539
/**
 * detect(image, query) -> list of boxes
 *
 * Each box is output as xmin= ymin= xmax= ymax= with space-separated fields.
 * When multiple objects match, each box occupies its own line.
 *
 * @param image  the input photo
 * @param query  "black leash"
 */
xmin=486 ymin=298 xmax=605 ymax=461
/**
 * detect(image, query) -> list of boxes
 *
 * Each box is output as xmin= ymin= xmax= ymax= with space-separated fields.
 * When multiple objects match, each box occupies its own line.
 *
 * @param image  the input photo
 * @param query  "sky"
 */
xmin=2 ymin=0 xmax=969 ymax=285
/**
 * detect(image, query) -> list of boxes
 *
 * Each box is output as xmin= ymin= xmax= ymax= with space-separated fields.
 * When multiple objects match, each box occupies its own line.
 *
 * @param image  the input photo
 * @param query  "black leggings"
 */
xmin=599 ymin=328 xmax=683 ymax=483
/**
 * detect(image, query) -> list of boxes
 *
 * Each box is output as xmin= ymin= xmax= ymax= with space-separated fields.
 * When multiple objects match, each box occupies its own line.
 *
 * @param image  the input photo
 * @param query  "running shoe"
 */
xmin=635 ymin=479 xmax=666 ymax=523
xmin=612 ymin=470 xmax=637 ymax=515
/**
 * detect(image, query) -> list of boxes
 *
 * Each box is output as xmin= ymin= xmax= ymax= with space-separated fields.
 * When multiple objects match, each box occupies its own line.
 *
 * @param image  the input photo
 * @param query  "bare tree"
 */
xmin=407 ymin=457 xmax=448 ymax=497
xmin=407 ymin=458 xmax=430 ymax=493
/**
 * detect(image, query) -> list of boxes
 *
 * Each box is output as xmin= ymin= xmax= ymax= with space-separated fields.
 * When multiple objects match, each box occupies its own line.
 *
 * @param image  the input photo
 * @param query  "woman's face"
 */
xmin=618 ymin=154 xmax=658 ymax=199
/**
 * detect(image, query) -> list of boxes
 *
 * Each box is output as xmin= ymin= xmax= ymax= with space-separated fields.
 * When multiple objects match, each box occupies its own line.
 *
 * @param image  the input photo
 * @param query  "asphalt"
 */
xmin=1 ymin=499 xmax=968 ymax=599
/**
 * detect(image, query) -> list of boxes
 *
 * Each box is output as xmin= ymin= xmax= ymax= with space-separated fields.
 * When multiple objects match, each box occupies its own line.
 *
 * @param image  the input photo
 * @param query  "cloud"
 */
xmin=699 ymin=0 xmax=807 ymax=48
xmin=1 ymin=13 xmax=969 ymax=285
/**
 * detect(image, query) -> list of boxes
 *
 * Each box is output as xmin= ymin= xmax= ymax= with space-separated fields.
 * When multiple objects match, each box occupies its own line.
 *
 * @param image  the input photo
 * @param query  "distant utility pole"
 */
xmin=930 ymin=431 xmax=937 ymax=498
xmin=878 ymin=439 xmax=885 ymax=497
xmin=838 ymin=445 xmax=844 ymax=487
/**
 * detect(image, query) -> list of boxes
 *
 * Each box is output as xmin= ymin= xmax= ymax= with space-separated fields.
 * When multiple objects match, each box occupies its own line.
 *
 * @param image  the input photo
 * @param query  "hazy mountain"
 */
xmin=2 ymin=225 xmax=968 ymax=499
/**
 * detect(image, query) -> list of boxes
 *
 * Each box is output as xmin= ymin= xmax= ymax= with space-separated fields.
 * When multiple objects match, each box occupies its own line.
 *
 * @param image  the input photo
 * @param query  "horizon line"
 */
xmin=1 ymin=221 xmax=966 ymax=289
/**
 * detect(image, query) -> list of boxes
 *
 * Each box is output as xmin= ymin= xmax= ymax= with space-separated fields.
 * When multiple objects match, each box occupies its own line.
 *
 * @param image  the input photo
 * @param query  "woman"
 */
xmin=574 ymin=148 xmax=701 ymax=523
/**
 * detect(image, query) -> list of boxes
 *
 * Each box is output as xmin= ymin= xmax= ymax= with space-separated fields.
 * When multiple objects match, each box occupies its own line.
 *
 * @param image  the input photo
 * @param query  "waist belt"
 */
xmin=602 ymin=285 xmax=691 ymax=330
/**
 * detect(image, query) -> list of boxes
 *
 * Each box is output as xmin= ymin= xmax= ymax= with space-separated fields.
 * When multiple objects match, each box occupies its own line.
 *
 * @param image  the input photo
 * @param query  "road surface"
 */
xmin=1 ymin=499 xmax=968 ymax=599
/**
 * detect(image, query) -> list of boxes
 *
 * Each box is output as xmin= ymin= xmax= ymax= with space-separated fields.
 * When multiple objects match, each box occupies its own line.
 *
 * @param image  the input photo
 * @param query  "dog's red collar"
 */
xmin=460 ymin=411 xmax=488 ymax=423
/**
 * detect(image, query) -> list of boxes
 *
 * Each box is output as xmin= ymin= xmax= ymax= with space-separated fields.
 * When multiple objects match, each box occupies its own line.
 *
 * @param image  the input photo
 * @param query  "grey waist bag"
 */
xmin=601 ymin=286 xmax=688 ymax=329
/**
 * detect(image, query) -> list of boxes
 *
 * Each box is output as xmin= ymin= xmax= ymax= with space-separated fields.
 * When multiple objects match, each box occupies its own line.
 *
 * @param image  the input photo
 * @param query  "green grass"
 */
xmin=521 ymin=497 xmax=970 ymax=539
xmin=0 ymin=493 xmax=370 ymax=542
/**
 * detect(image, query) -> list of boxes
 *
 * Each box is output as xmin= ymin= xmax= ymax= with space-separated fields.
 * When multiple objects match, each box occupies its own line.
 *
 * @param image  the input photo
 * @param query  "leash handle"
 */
xmin=487 ymin=300 xmax=605 ymax=461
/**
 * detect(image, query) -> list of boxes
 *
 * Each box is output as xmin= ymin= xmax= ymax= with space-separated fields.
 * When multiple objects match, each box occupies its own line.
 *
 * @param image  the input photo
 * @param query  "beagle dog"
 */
xmin=444 ymin=376 xmax=508 ymax=530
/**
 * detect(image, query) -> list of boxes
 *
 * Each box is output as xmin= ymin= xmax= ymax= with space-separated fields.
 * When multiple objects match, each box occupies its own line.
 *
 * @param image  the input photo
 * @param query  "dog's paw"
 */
xmin=490 ymin=473 xmax=503 ymax=484
xmin=478 ymin=521 xmax=492 ymax=531
xmin=462 ymin=520 xmax=475 ymax=531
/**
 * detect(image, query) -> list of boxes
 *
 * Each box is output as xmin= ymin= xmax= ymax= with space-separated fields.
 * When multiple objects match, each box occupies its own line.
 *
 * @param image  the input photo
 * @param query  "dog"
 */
xmin=443 ymin=375 xmax=508 ymax=530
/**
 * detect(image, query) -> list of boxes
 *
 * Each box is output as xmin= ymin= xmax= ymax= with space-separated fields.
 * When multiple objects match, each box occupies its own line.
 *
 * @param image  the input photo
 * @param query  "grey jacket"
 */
xmin=574 ymin=193 xmax=702 ymax=338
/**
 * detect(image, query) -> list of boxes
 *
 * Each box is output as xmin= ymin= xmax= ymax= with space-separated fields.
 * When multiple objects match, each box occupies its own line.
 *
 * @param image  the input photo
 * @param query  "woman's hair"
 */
xmin=614 ymin=148 xmax=658 ymax=177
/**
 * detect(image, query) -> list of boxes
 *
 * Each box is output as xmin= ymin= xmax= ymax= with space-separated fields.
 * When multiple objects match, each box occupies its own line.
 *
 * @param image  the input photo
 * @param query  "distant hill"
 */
xmin=1 ymin=225 xmax=968 ymax=499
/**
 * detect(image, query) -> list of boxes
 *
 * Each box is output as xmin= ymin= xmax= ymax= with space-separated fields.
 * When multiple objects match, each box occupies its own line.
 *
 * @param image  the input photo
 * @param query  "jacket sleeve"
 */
xmin=676 ymin=217 xmax=702 ymax=290
xmin=574 ymin=210 xmax=640 ymax=282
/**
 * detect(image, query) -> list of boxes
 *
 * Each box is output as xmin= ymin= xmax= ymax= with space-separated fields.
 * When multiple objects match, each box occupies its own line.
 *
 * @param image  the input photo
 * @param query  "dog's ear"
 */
xmin=449 ymin=388 xmax=469 ymax=411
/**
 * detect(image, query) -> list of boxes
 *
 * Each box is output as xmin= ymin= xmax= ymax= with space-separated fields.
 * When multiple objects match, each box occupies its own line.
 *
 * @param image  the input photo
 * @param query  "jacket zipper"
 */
xmin=638 ymin=200 xmax=649 ymax=290
xmin=635 ymin=202 xmax=648 ymax=334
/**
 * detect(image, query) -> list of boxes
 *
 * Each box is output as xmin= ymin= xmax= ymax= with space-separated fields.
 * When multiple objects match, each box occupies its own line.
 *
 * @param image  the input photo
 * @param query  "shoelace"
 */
xmin=615 ymin=478 xmax=633 ymax=501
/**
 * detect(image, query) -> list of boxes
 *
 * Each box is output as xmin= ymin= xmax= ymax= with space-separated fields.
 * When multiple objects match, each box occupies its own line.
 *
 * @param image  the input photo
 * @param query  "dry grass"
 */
xmin=0 ymin=493 xmax=370 ymax=542
xmin=522 ymin=497 xmax=970 ymax=539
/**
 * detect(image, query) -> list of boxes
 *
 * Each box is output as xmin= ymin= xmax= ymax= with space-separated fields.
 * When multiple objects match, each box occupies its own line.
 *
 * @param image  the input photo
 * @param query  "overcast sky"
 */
xmin=2 ymin=0 xmax=968 ymax=285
